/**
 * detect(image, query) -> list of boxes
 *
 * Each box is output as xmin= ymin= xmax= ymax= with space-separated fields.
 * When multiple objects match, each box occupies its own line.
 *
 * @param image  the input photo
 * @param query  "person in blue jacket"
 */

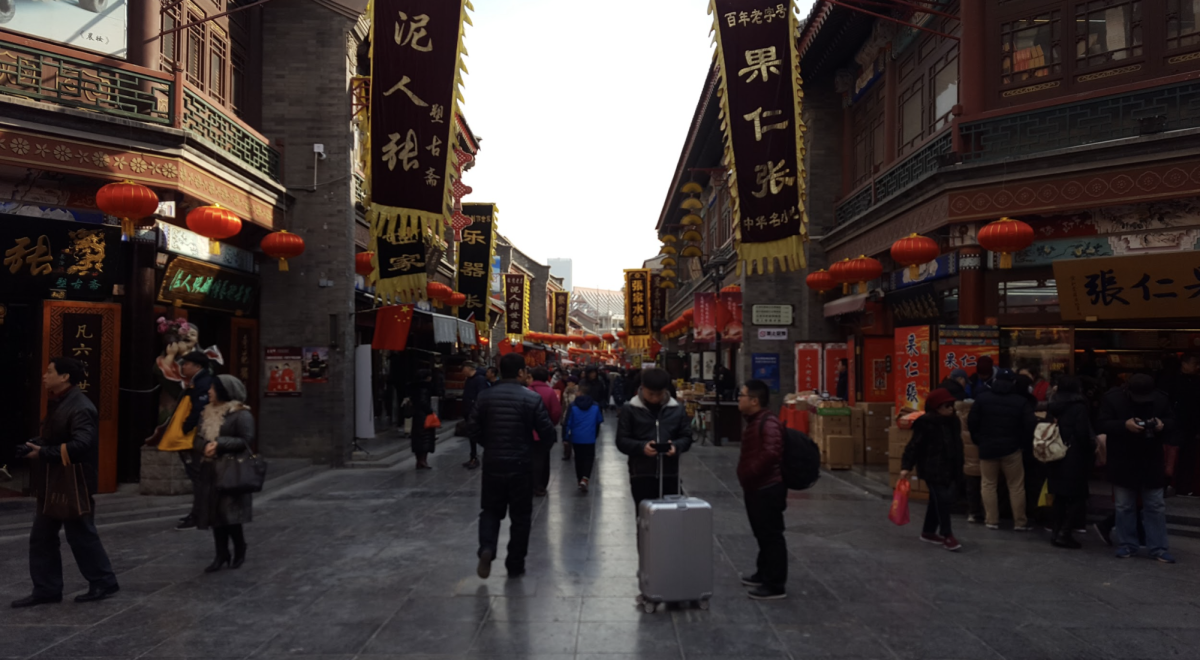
xmin=563 ymin=383 xmax=603 ymax=493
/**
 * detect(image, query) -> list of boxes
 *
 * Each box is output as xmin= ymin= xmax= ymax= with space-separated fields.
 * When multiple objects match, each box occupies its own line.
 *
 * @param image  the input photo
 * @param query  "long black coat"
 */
xmin=1045 ymin=393 xmax=1095 ymax=497
xmin=968 ymin=379 xmax=1038 ymax=460
xmin=196 ymin=406 xmax=254 ymax=529
xmin=901 ymin=413 xmax=964 ymax=486
xmin=1098 ymin=386 xmax=1176 ymax=489
xmin=409 ymin=380 xmax=436 ymax=454
xmin=615 ymin=396 xmax=693 ymax=479
xmin=36 ymin=387 xmax=100 ymax=495
xmin=466 ymin=379 xmax=556 ymax=475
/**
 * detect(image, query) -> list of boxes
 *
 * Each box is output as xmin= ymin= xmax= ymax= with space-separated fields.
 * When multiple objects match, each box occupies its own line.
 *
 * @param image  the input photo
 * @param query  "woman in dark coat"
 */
xmin=1045 ymin=376 xmax=1095 ymax=549
xmin=408 ymin=369 xmax=436 ymax=469
xmin=197 ymin=375 xmax=254 ymax=572
xmin=899 ymin=388 xmax=966 ymax=551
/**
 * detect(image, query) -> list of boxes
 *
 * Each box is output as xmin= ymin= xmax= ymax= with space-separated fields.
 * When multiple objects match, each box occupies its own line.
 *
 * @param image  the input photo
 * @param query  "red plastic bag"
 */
xmin=888 ymin=479 xmax=911 ymax=526
xmin=424 ymin=413 xmax=442 ymax=430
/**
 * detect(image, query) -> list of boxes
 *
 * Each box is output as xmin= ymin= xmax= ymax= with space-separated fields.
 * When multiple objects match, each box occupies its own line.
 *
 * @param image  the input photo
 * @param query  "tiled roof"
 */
xmin=572 ymin=287 xmax=624 ymax=319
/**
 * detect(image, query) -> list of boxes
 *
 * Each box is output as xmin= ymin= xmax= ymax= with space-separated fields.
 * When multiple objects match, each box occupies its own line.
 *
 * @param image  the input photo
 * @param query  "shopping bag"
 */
xmin=888 ymin=479 xmax=911 ymax=526
xmin=39 ymin=445 xmax=91 ymax=521
xmin=1037 ymin=480 xmax=1054 ymax=508
xmin=158 ymin=397 xmax=197 ymax=452
xmin=424 ymin=413 xmax=441 ymax=430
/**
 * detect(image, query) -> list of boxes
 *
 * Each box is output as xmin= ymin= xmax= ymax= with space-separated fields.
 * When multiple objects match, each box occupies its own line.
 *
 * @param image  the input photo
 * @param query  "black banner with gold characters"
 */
xmin=710 ymin=0 xmax=807 ymax=274
xmin=650 ymin=274 xmax=666 ymax=332
xmin=624 ymin=269 xmax=650 ymax=349
xmin=504 ymin=273 xmax=528 ymax=340
xmin=456 ymin=202 xmax=496 ymax=333
xmin=0 ymin=215 xmax=122 ymax=303
xmin=372 ymin=219 xmax=428 ymax=304
xmin=552 ymin=291 xmax=569 ymax=335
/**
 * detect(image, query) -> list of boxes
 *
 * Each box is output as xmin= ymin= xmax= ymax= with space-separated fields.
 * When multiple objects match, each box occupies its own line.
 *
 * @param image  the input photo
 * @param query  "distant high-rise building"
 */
xmin=547 ymin=258 xmax=573 ymax=291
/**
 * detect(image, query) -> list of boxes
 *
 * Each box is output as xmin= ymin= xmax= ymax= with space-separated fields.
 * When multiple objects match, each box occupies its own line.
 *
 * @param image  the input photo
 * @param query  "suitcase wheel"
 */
xmin=697 ymin=598 xmax=710 ymax=611
xmin=642 ymin=600 xmax=657 ymax=614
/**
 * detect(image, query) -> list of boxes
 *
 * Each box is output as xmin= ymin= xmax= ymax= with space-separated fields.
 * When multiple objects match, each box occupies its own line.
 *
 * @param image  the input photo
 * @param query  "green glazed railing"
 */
xmin=182 ymin=88 xmax=280 ymax=181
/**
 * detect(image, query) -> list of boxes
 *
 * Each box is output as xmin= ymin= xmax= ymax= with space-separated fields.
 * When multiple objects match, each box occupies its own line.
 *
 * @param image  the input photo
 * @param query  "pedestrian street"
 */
xmin=4 ymin=417 xmax=1200 ymax=660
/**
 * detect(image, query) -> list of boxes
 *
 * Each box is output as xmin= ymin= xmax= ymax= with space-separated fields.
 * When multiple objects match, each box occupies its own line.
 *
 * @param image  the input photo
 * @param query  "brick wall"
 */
xmin=257 ymin=5 xmax=358 ymax=465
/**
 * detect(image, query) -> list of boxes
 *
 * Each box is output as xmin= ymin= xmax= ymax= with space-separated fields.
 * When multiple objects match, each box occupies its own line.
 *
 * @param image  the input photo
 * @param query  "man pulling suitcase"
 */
xmin=616 ymin=368 xmax=693 ymax=511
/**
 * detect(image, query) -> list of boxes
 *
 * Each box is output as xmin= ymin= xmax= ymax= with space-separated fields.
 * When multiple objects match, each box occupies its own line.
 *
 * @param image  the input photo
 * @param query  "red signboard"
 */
xmin=939 ymin=342 xmax=999 ymax=379
xmin=795 ymin=343 xmax=821 ymax=393
xmin=861 ymin=336 xmax=893 ymax=403
xmin=717 ymin=291 xmax=743 ymax=343
xmin=823 ymin=343 xmax=847 ymax=397
xmin=693 ymin=292 xmax=717 ymax=344
xmin=894 ymin=326 xmax=931 ymax=413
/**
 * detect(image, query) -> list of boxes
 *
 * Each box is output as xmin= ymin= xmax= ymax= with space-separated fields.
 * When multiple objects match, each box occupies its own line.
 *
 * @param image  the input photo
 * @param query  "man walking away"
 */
xmin=1169 ymin=353 xmax=1200 ymax=497
xmin=616 ymin=368 xmax=692 ymax=512
xmin=168 ymin=351 xmax=213 ymax=531
xmin=586 ymin=368 xmax=609 ymax=417
xmin=563 ymin=383 xmax=603 ymax=493
xmin=460 ymin=361 xmax=489 ymax=470
xmin=467 ymin=354 xmax=555 ymax=579
xmin=1098 ymin=373 xmax=1176 ymax=562
xmin=736 ymin=380 xmax=788 ymax=600
xmin=968 ymin=356 xmax=996 ymax=398
xmin=968 ymin=370 xmax=1037 ymax=531
xmin=529 ymin=367 xmax=563 ymax=497
xmin=12 ymin=358 xmax=119 ymax=608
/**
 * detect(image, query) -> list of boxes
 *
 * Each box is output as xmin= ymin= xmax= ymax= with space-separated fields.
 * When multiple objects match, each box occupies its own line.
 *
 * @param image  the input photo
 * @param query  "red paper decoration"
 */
xmin=890 ymin=233 xmax=940 ymax=279
xmin=843 ymin=255 xmax=883 ymax=294
xmin=805 ymin=268 xmax=837 ymax=293
xmin=186 ymin=205 xmax=241 ymax=255
xmin=96 ymin=180 xmax=158 ymax=240
xmin=355 ymin=251 xmax=375 ymax=278
xmin=426 ymin=281 xmax=453 ymax=301
xmin=260 ymin=230 xmax=305 ymax=272
xmin=978 ymin=217 xmax=1034 ymax=269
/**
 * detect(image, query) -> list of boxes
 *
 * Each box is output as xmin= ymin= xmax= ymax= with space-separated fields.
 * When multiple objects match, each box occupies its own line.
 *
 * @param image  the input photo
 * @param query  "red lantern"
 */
xmin=890 ymin=233 xmax=940 ymax=280
xmin=720 ymin=284 xmax=741 ymax=293
xmin=829 ymin=257 xmax=855 ymax=294
xmin=843 ymin=255 xmax=883 ymax=294
xmin=617 ymin=330 xmax=627 ymax=340
xmin=426 ymin=281 xmax=453 ymax=301
xmin=585 ymin=335 xmax=602 ymax=345
xmin=448 ymin=292 xmax=466 ymax=306
xmin=96 ymin=180 xmax=159 ymax=240
xmin=681 ymin=308 xmax=694 ymax=321
xmin=186 ymin=205 xmax=241 ymax=255
xmin=355 ymin=251 xmax=375 ymax=278
xmin=260 ymin=230 xmax=305 ymax=272
xmin=602 ymin=332 xmax=616 ymax=342
xmin=978 ymin=217 xmax=1034 ymax=269
xmin=805 ymin=268 xmax=837 ymax=293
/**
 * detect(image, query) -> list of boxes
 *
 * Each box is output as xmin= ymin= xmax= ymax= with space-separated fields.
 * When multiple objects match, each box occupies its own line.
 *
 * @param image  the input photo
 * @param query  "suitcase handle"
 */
xmin=656 ymin=419 xmax=681 ymax=499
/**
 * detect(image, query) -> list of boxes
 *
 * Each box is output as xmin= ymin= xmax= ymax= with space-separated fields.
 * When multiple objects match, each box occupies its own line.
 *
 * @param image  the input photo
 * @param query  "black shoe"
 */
xmin=231 ymin=544 xmax=247 ymax=569
xmin=1051 ymin=534 xmax=1082 ymax=549
xmin=11 ymin=593 xmax=61 ymax=608
xmin=74 ymin=585 xmax=119 ymax=603
xmin=1093 ymin=523 xmax=1113 ymax=547
xmin=507 ymin=569 xmax=526 ymax=578
xmin=534 ymin=490 xmax=547 ymax=497
xmin=175 ymin=515 xmax=196 ymax=531
xmin=747 ymin=585 xmax=786 ymax=601
xmin=477 ymin=549 xmax=494 ymax=579
xmin=204 ymin=557 xmax=231 ymax=573
xmin=462 ymin=457 xmax=479 ymax=469
xmin=741 ymin=573 xmax=764 ymax=587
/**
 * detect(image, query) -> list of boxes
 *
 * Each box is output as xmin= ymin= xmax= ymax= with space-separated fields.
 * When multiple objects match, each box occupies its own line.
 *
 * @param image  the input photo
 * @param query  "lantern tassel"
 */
xmin=121 ymin=217 xmax=133 ymax=242
xmin=842 ymin=283 xmax=849 ymax=294
xmin=278 ymin=257 xmax=289 ymax=272
xmin=1000 ymin=252 xmax=1013 ymax=269
xmin=857 ymin=282 xmax=868 ymax=294
xmin=908 ymin=264 xmax=919 ymax=280
xmin=209 ymin=239 xmax=221 ymax=256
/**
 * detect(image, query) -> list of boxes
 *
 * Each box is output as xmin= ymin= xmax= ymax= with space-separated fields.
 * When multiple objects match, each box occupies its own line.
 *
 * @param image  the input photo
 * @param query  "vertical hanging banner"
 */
xmin=504 ymin=273 xmax=528 ymax=341
xmin=710 ymin=0 xmax=807 ymax=275
xmin=368 ymin=0 xmax=471 ymax=303
xmin=552 ymin=291 xmax=570 ymax=335
xmin=457 ymin=202 xmax=497 ymax=333
xmin=894 ymin=326 xmax=932 ymax=413
xmin=693 ymin=292 xmax=717 ymax=343
xmin=650 ymin=274 xmax=667 ymax=332
xmin=795 ymin=342 xmax=821 ymax=392
xmin=624 ymin=269 xmax=651 ymax=349
xmin=717 ymin=290 xmax=744 ymax=343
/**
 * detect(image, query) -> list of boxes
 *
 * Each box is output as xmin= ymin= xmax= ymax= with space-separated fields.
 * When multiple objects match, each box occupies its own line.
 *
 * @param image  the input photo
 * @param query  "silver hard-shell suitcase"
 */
xmin=636 ymin=452 xmax=713 ymax=613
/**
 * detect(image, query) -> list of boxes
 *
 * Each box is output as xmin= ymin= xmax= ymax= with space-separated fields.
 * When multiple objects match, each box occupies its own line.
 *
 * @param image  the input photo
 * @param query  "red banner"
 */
xmin=823 ymin=343 xmax=847 ymax=396
xmin=371 ymin=305 xmax=414 ymax=351
xmin=939 ymin=342 xmax=999 ymax=379
xmin=693 ymin=292 xmax=717 ymax=343
xmin=717 ymin=291 xmax=743 ymax=343
xmin=795 ymin=342 xmax=821 ymax=392
xmin=895 ymin=326 xmax=932 ymax=413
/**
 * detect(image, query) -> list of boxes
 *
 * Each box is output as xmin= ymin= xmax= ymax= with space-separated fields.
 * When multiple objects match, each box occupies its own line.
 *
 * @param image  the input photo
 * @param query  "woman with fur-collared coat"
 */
xmin=196 ymin=374 xmax=255 ymax=572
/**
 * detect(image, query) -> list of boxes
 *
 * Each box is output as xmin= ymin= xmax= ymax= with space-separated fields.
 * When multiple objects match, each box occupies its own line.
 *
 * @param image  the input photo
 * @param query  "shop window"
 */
xmin=1168 ymin=0 xmax=1200 ymax=50
xmin=1002 ymin=327 xmax=1073 ymax=380
xmin=1075 ymin=1 xmax=1143 ymax=69
xmin=931 ymin=53 xmax=958 ymax=132
xmin=999 ymin=279 xmax=1060 ymax=315
xmin=209 ymin=36 xmax=227 ymax=102
xmin=899 ymin=82 xmax=924 ymax=153
xmin=1001 ymin=11 xmax=1062 ymax=85
xmin=186 ymin=18 xmax=204 ymax=87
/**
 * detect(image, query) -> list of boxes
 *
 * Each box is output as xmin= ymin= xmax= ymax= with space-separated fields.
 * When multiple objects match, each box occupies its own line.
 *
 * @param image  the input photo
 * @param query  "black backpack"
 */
xmin=761 ymin=418 xmax=821 ymax=490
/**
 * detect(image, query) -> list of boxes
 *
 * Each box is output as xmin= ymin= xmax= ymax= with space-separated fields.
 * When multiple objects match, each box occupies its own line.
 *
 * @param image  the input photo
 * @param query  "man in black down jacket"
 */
xmin=616 ymin=368 xmax=693 ymax=512
xmin=12 ymin=358 xmax=119 ymax=608
xmin=968 ymin=370 xmax=1037 ymax=531
xmin=460 ymin=361 xmax=489 ymax=470
xmin=1098 ymin=373 xmax=1176 ymax=562
xmin=467 ymin=353 xmax=556 ymax=579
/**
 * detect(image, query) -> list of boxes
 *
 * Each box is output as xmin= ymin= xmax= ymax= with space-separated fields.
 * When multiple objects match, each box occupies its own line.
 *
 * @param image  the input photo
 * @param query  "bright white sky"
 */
xmin=462 ymin=0 xmax=816 ymax=290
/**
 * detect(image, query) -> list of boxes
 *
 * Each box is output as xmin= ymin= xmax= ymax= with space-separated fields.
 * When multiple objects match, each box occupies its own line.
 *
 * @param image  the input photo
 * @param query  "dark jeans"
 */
xmin=212 ymin=524 xmax=246 ymax=560
xmin=573 ymin=443 xmax=596 ymax=481
xmin=531 ymin=439 xmax=553 ymax=493
xmin=744 ymin=482 xmax=788 ymax=591
xmin=468 ymin=437 xmax=478 ymax=461
xmin=923 ymin=482 xmax=956 ymax=538
xmin=479 ymin=471 xmax=533 ymax=572
xmin=1052 ymin=494 xmax=1086 ymax=536
xmin=29 ymin=511 xmax=118 ymax=598
xmin=630 ymin=474 xmax=679 ymax=515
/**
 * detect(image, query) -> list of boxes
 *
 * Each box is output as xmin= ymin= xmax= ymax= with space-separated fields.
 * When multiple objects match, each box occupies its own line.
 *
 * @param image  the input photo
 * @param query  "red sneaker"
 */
xmin=919 ymin=532 xmax=945 ymax=545
xmin=943 ymin=535 xmax=962 ymax=552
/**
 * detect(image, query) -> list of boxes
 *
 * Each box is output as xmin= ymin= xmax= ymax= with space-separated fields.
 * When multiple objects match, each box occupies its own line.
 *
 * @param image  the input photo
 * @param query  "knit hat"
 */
xmin=925 ymin=388 xmax=957 ymax=412
xmin=215 ymin=374 xmax=248 ymax=403
xmin=976 ymin=356 xmax=994 ymax=380
xmin=949 ymin=368 xmax=968 ymax=380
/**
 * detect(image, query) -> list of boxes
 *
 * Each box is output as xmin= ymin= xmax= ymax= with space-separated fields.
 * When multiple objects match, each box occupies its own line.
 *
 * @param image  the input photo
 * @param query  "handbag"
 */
xmin=424 ymin=413 xmax=441 ymax=430
xmin=1033 ymin=421 xmax=1067 ymax=463
xmin=214 ymin=448 xmax=268 ymax=494
xmin=40 ymin=445 xmax=91 ymax=521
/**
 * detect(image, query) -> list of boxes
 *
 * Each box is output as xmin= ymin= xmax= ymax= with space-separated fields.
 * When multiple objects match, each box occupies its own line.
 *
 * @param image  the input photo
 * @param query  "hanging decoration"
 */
xmin=372 ymin=217 xmax=428 ymax=303
xmin=186 ymin=204 xmax=241 ymax=255
xmin=710 ymin=0 xmax=808 ymax=275
xmin=805 ymin=268 xmax=837 ymax=293
xmin=624 ymin=268 xmax=652 ymax=350
xmin=504 ymin=273 xmax=529 ymax=342
xmin=260 ymin=230 xmax=305 ymax=271
xmin=447 ymin=292 xmax=466 ymax=307
xmin=371 ymin=304 xmax=414 ymax=351
xmin=456 ymin=202 xmax=497 ymax=332
xmin=651 ymin=273 xmax=667 ymax=332
xmin=355 ymin=251 xmax=375 ymax=278
xmin=427 ymin=281 xmax=453 ymax=301
xmin=890 ymin=233 xmax=940 ymax=279
xmin=829 ymin=257 xmax=854 ymax=294
xmin=96 ymin=180 xmax=158 ymax=241
xmin=552 ymin=290 xmax=570 ymax=335
xmin=978 ymin=217 xmax=1034 ymax=269
xmin=845 ymin=255 xmax=883 ymax=294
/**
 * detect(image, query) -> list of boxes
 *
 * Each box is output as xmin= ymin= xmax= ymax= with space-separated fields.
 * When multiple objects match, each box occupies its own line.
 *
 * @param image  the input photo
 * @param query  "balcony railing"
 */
xmin=0 ymin=37 xmax=280 ymax=182
xmin=833 ymin=130 xmax=953 ymax=228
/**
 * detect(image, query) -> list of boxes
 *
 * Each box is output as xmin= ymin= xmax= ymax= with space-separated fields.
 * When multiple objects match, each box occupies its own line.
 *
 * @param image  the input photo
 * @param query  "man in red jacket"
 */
xmin=737 ymin=379 xmax=788 ymax=600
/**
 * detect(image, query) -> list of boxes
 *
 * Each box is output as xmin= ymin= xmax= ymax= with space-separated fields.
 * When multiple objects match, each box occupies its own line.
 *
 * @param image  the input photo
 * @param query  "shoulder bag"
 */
xmin=215 ymin=445 xmax=268 ymax=494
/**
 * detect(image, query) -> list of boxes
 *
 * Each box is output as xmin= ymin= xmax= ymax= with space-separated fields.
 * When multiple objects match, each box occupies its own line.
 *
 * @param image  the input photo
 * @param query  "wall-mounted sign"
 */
xmin=157 ymin=256 xmax=257 ymax=315
xmin=0 ymin=214 xmax=122 ymax=303
xmin=265 ymin=346 xmax=302 ymax=397
xmin=752 ymin=353 xmax=781 ymax=392
xmin=1054 ymin=251 xmax=1200 ymax=321
xmin=758 ymin=328 xmax=788 ymax=341
xmin=158 ymin=221 xmax=255 ymax=273
xmin=752 ymin=304 xmax=793 ymax=326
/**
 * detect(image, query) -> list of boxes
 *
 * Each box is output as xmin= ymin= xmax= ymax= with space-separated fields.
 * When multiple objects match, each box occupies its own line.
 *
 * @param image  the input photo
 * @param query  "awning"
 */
xmin=457 ymin=319 xmax=477 ymax=346
xmin=431 ymin=312 xmax=459 ymax=344
xmin=823 ymin=293 xmax=869 ymax=318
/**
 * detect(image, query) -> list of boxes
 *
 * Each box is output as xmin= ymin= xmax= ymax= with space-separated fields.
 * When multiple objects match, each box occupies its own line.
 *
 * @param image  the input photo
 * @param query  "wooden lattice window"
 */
xmin=1167 ymin=0 xmax=1200 ymax=50
xmin=1075 ymin=0 xmax=1143 ymax=70
xmin=1001 ymin=11 xmax=1062 ymax=85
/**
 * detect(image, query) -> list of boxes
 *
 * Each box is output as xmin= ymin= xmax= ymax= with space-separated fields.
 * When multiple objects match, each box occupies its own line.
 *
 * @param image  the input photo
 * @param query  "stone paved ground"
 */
xmin=3 ymin=417 xmax=1200 ymax=659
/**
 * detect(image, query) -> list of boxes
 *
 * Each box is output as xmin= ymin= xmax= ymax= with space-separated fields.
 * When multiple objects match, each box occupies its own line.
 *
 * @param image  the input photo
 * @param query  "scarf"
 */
xmin=199 ymin=400 xmax=250 ymax=443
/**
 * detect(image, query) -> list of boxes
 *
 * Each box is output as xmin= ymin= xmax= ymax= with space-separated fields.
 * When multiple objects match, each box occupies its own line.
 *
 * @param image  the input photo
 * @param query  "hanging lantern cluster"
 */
xmin=96 ymin=180 xmax=158 ymax=241
xmin=426 ymin=281 xmax=453 ymax=302
xmin=658 ymin=233 xmax=678 ymax=289
xmin=844 ymin=255 xmax=883 ymax=294
xmin=805 ymin=268 xmax=837 ymax=293
xmin=890 ymin=233 xmax=940 ymax=279
xmin=260 ymin=230 xmax=306 ymax=272
xmin=678 ymin=181 xmax=704 ymax=259
xmin=978 ymin=216 xmax=1034 ymax=269
xmin=661 ymin=308 xmax=693 ymax=340
xmin=186 ymin=204 xmax=241 ymax=255
xmin=829 ymin=258 xmax=854 ymax=294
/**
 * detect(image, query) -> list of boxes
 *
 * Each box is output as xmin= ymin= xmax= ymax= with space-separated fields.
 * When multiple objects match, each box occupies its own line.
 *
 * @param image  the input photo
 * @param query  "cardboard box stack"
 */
xmin=852 ymin=402 xmax=892 ymax=466
xmin=887 ymin=418 xmax=928 ymax=501
xmin=809 ymin=403 xmax=853 ymax=470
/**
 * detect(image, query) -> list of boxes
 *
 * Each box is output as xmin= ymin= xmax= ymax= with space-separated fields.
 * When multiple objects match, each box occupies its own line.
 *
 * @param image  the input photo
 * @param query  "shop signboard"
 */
xmin=717 ymin=290 xmax=743 ymax=343
xmin=860 ymin=336 xmax=893 ymax=403
xmin=4 ymin=0 xmax=128 ymax=58
xmin=0 ymin=215 xmax=121 ymax=303
xmin=694 ymin=292 xmax=717 ymax=343
xmin=551 ymin=291 xmax=570 ymax=334
xmin=758 ymin=328 xmax=788 ymax=341
xmin=937 ymin=325 xmax=999 ymax=380
xmin=624 ymin=269 xmax=651 ymax=346
xmin=651 ymin=274 xmax=666 ymax=331
xmin=888 ymin=284 xmax=943 ymax=325
xmin=751 ymin=304 xmax=793 ymax=326
xmin=889 ymin=252 xmax=957 ymax=291
xmin=264 ymin=347 xmax=302 ymax=397
xmin=504 ymin=274 xmax=528 ymax=336
xmin=894 ymin=326 xmax=931 ymax=413
xmin=1054 ymin=251 xmax=1200 ymax=321
xmin=823 ymin=343 xmax=847 ymax=396
xmin=158 ymin=257 xmax=257 ymax=315
xmin=795 ymin=342 xmax=821 ymax=392
xmin=158 ymin=221 xmax=255 ymax=273
xmin=457 ymin=203 xmax=496 ymax=332
xmin=752 ymin=353 xmax=781 ymax=392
